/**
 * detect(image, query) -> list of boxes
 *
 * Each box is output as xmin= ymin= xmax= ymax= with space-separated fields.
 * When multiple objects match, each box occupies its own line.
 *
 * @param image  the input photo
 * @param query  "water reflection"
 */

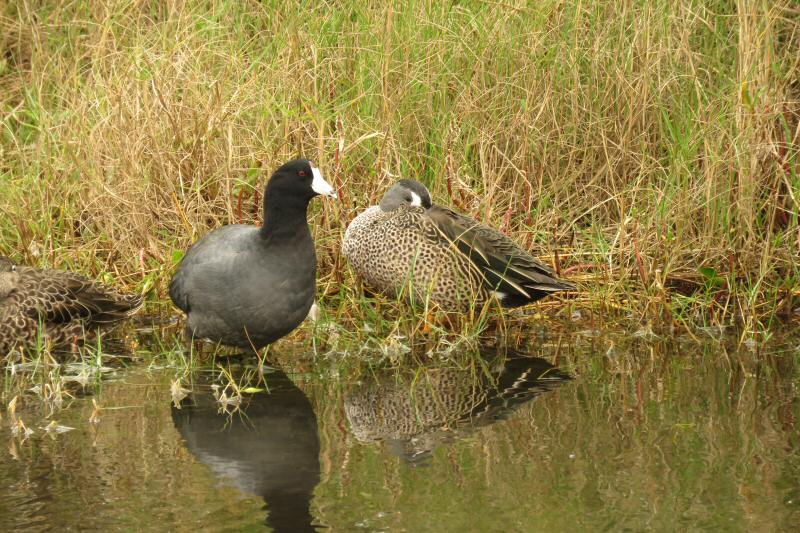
xmin=344 ymin=354 xmax=570 ymax=462
xmin=171 ymin=368 xmax=321 ymax=533
xmin=1 ymin=330 xmax=798 ymax=531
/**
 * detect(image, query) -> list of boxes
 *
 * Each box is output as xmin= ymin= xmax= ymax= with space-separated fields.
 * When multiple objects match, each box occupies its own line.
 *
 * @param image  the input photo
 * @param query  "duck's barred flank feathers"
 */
xmin=0 ymin=257 xmax=142 ymax=356
xmin=342 ymin=180 xmax=575 ymax=312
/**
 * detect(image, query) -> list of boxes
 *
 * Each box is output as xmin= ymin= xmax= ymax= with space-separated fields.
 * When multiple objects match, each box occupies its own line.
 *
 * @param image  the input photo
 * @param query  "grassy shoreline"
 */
xmin=1 ymin=1 xmax=798 ymax=333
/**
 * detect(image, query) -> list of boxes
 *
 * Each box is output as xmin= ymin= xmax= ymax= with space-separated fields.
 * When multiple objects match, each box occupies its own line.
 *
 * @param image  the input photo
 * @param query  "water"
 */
xmin=0 ymin=326 xmax=798 ymax=532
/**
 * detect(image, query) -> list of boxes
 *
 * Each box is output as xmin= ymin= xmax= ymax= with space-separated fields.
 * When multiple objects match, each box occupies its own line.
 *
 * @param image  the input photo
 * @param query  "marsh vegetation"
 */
xmin=1 ymin=0 xmax=798 ymax=330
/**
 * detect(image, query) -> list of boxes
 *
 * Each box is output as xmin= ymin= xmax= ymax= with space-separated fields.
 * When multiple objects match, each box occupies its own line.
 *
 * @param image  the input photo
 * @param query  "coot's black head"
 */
xmin=266 ymin=159 xmax=337 ymax=202
xmin=379 ymin=179 xmax=433 ymax=212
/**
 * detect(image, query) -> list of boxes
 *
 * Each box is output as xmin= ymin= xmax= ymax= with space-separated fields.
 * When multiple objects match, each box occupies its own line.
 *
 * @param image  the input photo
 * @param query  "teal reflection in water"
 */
xmin=344 ymin=355 xmax=569 ymax=462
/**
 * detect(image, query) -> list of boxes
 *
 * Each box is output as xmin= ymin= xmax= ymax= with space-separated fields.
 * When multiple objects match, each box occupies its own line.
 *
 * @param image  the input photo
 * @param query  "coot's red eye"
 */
xmin=298 ymin=170 xmax=306 ymax=177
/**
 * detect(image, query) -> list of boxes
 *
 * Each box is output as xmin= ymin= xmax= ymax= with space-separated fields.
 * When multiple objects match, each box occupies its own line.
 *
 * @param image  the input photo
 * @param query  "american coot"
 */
xmin=0 ymin=256 xmax=143 ymax=355
xmin=169 ymin=159 xmax=337 ymax=350
xmin=342 ymin=179 xmax=574 ymax=312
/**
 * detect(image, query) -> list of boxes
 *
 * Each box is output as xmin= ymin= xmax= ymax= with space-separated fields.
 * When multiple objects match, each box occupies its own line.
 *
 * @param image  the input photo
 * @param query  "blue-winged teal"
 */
xmin=169 ymin=159 xmax=337 ymax=350
xmin=0 ymin=257 xmax=142 ymax=355
xmin=342 ymin=179 xmax=574 ymax=311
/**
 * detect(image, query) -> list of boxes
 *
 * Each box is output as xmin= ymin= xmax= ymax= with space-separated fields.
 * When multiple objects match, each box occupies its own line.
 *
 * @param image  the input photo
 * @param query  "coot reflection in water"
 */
xmin=345 ymin=354 xmax=570 ymax=462
xmin=171 ymin=368 xmax=321 ymax=532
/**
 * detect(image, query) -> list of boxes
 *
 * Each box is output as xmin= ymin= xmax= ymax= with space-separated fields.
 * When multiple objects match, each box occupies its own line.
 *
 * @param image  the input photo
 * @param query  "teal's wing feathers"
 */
xmin=425 ymin=206 xmax=574 ymax=305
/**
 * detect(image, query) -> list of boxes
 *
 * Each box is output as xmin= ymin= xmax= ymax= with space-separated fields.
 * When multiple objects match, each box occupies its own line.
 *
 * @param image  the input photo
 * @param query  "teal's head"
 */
xmin=379 ymin=179 xmax=432 ymax=212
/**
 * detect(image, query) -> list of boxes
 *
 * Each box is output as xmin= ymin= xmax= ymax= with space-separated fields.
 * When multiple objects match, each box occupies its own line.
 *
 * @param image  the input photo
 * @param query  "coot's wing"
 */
xmin=169 ymin=239 xmax=205 ymax=314
xmin=169 ymin=259 xmax=192 ymax=313
xmin=169 ymin=226 xmax=246 ymax=314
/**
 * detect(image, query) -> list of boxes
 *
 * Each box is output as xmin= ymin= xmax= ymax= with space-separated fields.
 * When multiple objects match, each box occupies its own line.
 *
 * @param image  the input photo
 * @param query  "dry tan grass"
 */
xmin=0 ymin=1 xmax=798 ymax=329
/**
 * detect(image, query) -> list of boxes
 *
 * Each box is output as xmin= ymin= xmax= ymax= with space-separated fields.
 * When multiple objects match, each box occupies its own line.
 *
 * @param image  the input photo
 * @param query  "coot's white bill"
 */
xmin=310 ymin=164 xmax=337 ymax=198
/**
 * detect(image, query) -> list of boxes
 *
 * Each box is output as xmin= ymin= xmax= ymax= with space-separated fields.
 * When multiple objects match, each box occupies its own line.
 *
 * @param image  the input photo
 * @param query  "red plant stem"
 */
xmin=501 ymin=205 xmax=513 ymax=234
xmin=632 ymin=226 xmax=647 ymax=286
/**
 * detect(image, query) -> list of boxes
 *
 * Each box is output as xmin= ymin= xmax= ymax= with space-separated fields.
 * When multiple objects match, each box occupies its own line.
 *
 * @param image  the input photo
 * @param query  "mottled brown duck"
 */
xmin=0 ymin=257 xmax=142 ymax=355
xmin=342 ymin=179 xmax=574 ymax=311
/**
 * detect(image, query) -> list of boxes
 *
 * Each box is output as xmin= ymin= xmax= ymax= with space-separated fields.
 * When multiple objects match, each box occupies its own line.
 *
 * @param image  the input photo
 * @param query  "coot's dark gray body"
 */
xmin=169 ymin=159 xmax=336 ymax=350
xmin=169 ymin=224 xmax=316 ymax=348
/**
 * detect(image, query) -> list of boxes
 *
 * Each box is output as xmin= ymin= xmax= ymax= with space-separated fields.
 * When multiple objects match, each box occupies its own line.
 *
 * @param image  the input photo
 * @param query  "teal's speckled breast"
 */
xmin=342 ymin=205 xmax=487 ymax=311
